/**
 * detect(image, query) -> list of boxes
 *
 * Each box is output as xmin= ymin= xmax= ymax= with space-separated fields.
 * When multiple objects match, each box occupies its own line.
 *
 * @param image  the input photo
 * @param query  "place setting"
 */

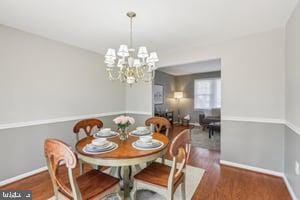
xmin=82 ymin=138 xmax=118 ymax=154
xmin=132 ymin=135 xmax=164 ymax=150
xmin=93 ymin=128 xmax=119 ymax=138
xmin=129 ymin=126 xmax=153 ymax=137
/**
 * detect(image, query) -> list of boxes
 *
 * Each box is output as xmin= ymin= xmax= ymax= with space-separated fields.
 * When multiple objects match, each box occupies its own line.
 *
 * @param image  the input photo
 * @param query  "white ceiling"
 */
xmin=0 ymin=0 xmax=297 ymax=65
xmin=158 ymin=59 xmax=221 ymax=76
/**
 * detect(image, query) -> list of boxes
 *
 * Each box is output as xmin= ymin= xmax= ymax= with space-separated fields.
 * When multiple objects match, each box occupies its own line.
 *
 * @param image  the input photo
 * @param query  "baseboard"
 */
xmin=283 ymin=175 xmax=298 ymax=200
xmin=0 ymin=166 xmax=47 ymax=187
xmin=220 ymin=160 xmax=284 ymax=177
xmin=220 ymin=160 xmax=299 ymax=200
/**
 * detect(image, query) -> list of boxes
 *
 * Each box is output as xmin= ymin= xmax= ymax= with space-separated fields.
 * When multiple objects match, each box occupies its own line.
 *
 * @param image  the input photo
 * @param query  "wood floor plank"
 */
xmin=0 ymin=125 xmax=292 ymax=200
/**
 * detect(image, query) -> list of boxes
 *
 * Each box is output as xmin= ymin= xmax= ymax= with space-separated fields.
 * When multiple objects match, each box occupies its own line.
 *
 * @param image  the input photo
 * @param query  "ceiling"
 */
xmin=158 ymin=59 xmax=221 ymax=76
xmin=0 ymin=0 xmax=297 ymax=65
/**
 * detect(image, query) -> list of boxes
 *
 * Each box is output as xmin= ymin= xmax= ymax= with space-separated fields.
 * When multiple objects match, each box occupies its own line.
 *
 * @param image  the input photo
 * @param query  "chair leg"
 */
xmin=167 ymin=190 xmax=174 ymax=200
xmin=161 ymin=155 xmax=165 ymax=164
xmin=181 ymin=179 xmax=186 ymax=200
xmin=53 ymin=186 xmax=59 ymax=200
xmin=79 ymin=160 xmax=84 ymax=175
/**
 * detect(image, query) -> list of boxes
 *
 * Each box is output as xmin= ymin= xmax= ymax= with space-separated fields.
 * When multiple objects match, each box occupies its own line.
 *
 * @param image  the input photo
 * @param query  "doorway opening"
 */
xmin=152 ymin=58 xmax=221 ymax=151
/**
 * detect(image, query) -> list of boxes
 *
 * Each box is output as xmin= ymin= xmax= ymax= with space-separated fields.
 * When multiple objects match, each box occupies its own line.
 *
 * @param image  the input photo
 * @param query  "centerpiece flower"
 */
xmin=113 ymin=115 xmax=135 ymax=141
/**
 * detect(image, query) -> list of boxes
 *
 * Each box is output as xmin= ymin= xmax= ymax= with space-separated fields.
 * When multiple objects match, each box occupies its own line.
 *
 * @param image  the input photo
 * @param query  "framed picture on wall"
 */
xmin=153 ymin=85 xmax=164 ymax=104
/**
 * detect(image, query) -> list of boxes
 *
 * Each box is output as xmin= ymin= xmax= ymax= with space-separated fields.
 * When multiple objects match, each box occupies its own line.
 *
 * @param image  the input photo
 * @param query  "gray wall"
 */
xmin=0 ymin=24 xmax=153 ymax=183
xmin=0 ymin=25 xmax=125 ymax=124
xmin=175 ymin=71 xmax=221 ymax=123
xmin=0 ymin=115 xmax=119 ymax=181
xmin=221 ymin=120 xmax=284 ymax=172
xmin=0 ymin=112 xmax=149 ymax=182
xmin=285 ymin=1 xmax=300 ymax=198
xmin=154 ymin=71 xmax=176 ymax=113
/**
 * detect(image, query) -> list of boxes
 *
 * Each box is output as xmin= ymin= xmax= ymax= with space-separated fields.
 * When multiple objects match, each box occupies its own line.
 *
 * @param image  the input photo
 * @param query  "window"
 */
xmin=194 ymin=78 xmax=221 ymax=109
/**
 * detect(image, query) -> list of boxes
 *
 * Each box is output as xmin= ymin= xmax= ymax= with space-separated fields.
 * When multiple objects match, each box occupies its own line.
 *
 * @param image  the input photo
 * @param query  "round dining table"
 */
xmin=75 ymin=132 xmax=170 ymax=198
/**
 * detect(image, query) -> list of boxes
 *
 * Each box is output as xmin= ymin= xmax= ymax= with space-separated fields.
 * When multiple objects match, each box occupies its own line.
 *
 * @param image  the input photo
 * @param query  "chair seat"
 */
xmin=66 ymin=169 xmax=119 ymax=200
xmin=134 ymin=162 xmax=184 ymax=188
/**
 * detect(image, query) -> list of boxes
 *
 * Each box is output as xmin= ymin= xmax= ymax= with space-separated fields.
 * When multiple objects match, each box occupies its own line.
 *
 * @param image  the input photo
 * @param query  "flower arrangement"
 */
xmin=113 ymin=115 xmax=135 ymax=140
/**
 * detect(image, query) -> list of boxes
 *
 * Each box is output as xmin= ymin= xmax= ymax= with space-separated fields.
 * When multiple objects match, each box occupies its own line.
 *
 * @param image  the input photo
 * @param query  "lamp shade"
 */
xmin=117 ymin=59 xmax=125 ymax=67
xmin=117 ymin=45 xmax=129 ymax=57
xmin=105 ymin=48 xmax=116 ymax=60
xmin=137 ymin=46 xmax=149 ymax=58
xmin=149 ymin=52 xmax=159 ymax=62
xmin=174 ymin=92 xmax=183 ymax=99
xmin=104 ymin=58 xmax=115 ymax=65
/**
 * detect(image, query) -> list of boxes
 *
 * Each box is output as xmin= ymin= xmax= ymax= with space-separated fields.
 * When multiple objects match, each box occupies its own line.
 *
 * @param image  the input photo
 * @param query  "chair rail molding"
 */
xmin=0 ymin=111 xmax=126 ymax=130
xmin=222 ymin=115 xmax=286 ymax=124
xmin=286 ymin=121 xmax=300 ymax=136
xmin=0 ymin=111 xmax=153 ymax=130
xmin=125 ymin=111 xmax=152 ymax=115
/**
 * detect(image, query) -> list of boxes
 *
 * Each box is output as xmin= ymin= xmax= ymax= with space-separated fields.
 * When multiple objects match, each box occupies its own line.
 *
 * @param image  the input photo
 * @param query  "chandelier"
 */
xmin=104 ymin=11 xmax=159 ymax=85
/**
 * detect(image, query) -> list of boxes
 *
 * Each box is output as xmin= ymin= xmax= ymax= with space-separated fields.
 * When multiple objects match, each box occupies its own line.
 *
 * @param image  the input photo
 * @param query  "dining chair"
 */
xmin=44 ymin=138 xmax=120 ymax=200
xmin=131 ymin=129 xmax=191 ymax=200
xmin=145 ymin=117 xmax=171 ymax=137
xmin=73 ymin=118 xmax=103 ymax=174
xmin=145 ymin=117 xmax=172 ymax=164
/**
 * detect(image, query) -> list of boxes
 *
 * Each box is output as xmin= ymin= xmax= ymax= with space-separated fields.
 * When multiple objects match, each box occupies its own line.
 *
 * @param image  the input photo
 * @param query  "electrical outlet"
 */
xmin=295 ymin=161 xmax=300 ymax=176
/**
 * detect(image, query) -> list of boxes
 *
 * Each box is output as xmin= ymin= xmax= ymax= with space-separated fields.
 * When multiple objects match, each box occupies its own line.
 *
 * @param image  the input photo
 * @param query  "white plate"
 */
xmin=130 ymin=130 xmax=152 ymax=136
xmin=83 ymin=142 xmax=118 ymax=154
xmin=132 ymin=139 xmax=163 ymax=150
xmin=94 ymin=131 xmax=119 ymax=138
xmin=86 ymin=141 xmax=113 ymax=150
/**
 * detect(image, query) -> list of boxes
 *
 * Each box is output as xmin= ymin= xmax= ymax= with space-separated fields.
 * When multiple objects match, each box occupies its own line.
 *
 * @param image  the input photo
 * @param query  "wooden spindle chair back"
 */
xmin=44 ymin=139 xmax=82 ymax=199
xmin=145 ymin=117 xmax=171 ymax=136
xmin=168 ymin=129 xmax=191 ymax=191
xmin=73 ymin=119 xmax=103 ymax=141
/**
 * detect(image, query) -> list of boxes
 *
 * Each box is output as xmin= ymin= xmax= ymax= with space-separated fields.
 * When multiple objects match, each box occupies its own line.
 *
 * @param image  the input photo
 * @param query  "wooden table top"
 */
xmin=75 ymin=132 xmax=169 ymax=160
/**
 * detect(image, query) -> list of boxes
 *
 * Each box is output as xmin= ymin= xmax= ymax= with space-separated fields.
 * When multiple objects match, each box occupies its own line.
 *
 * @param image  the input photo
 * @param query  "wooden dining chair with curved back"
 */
xmin=73 ymin=118 xmax=103 ymax=174
xmin=44 ymin=138 xmax=120 ymax=200
xmin=145 ymin=117 xmax=171 ymax=137
xmin=131 ymin=129 xmax=191 ymax=200
xmin=73 ymin=118 xmax=103 ymax=141
xmin=145 ymin=117 xmax=171 ymax=164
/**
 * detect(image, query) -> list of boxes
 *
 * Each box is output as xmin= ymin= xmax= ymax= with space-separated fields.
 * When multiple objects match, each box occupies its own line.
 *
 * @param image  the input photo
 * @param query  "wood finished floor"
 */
xmin=0 ymin=125 xmax=291 ymax=200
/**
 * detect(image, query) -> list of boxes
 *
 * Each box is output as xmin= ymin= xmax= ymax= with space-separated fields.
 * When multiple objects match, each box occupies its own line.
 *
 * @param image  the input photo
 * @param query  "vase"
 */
xmin=119 ymin=127 xmax=128 ymax=141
